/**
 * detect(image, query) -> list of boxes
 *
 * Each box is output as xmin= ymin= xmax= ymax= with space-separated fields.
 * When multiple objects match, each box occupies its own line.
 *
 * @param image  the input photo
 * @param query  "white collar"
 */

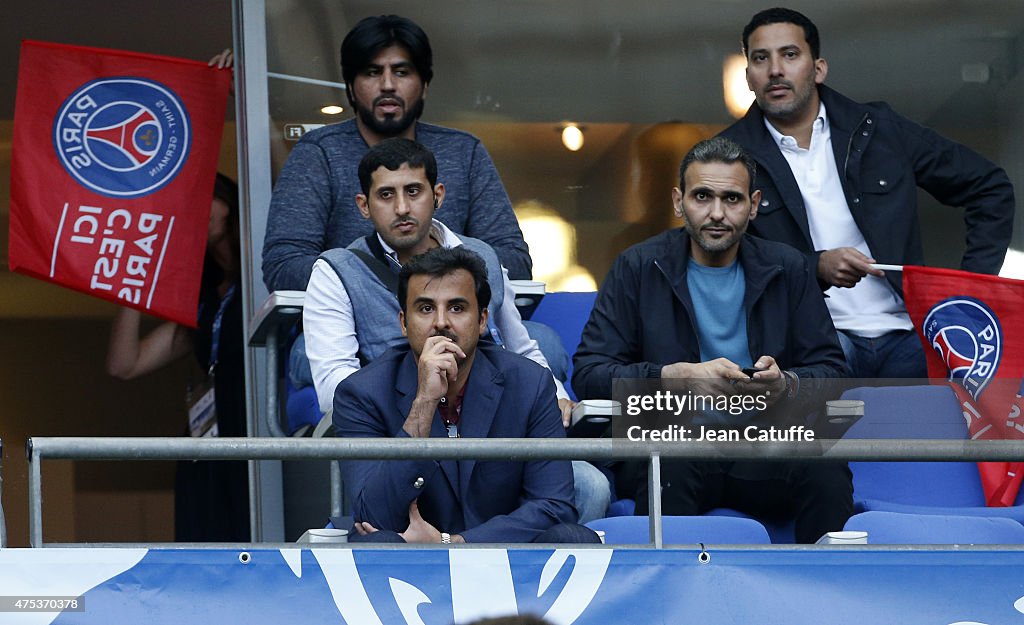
xmin=374 ymin=219 xmax=453 ymax=266
xmin=764 ymin=101 xmax=828 ymax=149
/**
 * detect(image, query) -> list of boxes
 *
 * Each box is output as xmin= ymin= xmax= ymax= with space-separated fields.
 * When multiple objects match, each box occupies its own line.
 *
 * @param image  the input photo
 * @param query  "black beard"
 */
xmin=685 ymin=221 xmax=743 ymax=254
xmin=356 ymin=97 xmax=425 ymax=137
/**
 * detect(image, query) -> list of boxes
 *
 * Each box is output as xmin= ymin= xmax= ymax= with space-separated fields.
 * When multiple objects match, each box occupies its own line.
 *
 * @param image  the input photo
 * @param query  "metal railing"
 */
xmin=25 ymin=436 xmax=1024 ymax=548
xmin=1 ymin=438 xmax=6 ymax=548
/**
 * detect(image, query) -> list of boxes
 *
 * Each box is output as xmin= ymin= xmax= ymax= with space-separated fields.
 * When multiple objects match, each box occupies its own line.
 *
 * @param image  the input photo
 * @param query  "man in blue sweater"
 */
xmin=262 ymin=14 xmax=531 ymax=290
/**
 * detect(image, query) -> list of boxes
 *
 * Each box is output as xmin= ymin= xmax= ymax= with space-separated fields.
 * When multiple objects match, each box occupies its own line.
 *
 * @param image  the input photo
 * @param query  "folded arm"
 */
xmin=334 ymin=377 xmax=440 ymax=533
xmin=261 ymin=142 xmax=334 ymax=291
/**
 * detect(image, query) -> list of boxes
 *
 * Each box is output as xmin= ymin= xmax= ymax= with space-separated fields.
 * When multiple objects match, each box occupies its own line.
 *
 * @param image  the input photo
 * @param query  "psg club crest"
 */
xmin=53 ymin=77 xmax=191 ymax=198
xmin=923 ymin=296 xmax=1002 ymax=401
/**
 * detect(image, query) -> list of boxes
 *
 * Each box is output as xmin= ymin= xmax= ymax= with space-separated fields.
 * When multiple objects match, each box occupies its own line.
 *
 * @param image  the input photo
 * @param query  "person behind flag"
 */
xmin=572 ymin=137 xmax=852 ymax=543
xmin=336 ymin=246 xmax=600 ymax=544
xmin=261 ymin=14 xmax=531 ymax=289
xmin=10 ymin=42 xmax=232 ymax=328
xmin=107 ymin=173 xmax=249 ymax=542
xmin=303 ymin=138 xmax=611 ymax=523
xmin=719 ymin=7 xmax=1016 ymax=379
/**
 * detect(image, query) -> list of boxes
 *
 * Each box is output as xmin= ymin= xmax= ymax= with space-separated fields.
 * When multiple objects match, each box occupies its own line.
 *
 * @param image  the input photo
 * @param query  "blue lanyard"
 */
xmin=208 ymin=284 xmax=237 ymax=376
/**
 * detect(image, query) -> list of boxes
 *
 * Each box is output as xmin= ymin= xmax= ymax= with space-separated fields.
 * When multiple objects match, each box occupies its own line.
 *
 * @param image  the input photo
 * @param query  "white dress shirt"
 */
xmin=303 ymin=219 xmax=568 ymax=413
xmin=765 ymin=103 xmax=912 ymax=337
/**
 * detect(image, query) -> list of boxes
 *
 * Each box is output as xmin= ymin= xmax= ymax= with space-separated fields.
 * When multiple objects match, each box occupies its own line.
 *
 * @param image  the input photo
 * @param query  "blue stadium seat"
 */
xmin=840 ymin=385 xmax=966 ymax=439
xmin=844 ymin=510 xmax=1024 ymax=544
xmin=705 ymin=508 xmax=796 ymax=544
xmin=842 ymin=385 xmax=1024 ymax=523
xmin=849 ymin=462 xmax=1024 ymax=523
xmin=286 ymin=378 xmax=323 ymax=436
xmin=586 ymin=515 xmax=771 ymax=545
xmin=607 ymin=498 xmax=635 ymax=517
xmin=528 ymin=291 xmax=597 ymax=401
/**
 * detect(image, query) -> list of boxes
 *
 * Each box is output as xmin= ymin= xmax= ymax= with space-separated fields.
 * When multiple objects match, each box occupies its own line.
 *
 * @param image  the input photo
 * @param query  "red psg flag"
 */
xmin=903 ymin=265 xmax=1024 ymax=507
xmin=9 ymin=41 xmax=231 ymax=327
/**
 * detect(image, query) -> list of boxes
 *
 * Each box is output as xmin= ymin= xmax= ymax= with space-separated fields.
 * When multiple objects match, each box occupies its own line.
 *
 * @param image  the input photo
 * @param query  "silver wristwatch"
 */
xmin=441 ymin=532 xmax=451 ymax=544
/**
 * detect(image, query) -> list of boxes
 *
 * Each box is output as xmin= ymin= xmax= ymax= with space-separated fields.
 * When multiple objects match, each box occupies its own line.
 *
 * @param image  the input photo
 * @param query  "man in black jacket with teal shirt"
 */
xmin=719 ymin=7 xmax=1015 ymax=379
xmin=573 ymin=137 xmax=851 ymax=543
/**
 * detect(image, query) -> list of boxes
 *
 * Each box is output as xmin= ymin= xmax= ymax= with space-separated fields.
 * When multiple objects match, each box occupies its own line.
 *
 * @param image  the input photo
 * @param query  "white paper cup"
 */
xmin=306 ymin=528 xmax=349 ymax=543
xmin=815 ymin=530 xmax=868 ymax=545
xmin=825 ymin=399 xmax=865 ymax=424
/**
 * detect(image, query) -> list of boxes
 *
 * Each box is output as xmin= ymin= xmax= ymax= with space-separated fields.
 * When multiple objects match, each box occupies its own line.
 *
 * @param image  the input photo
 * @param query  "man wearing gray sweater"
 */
xmin=262 ymin=14 xmax=531 ymax=290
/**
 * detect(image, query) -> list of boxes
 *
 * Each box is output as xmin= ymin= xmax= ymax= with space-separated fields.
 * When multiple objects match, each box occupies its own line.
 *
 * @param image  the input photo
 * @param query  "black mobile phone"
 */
xmin=741 ymin=366 xmax=766 ymax=377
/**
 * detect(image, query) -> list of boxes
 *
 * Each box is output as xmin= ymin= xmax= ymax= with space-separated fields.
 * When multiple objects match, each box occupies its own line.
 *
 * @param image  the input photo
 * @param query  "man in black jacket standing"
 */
xmin=573 ymin=137 xmax=851 ymax=543
xmin=720 ymin=7 xmax=1015 ymax=379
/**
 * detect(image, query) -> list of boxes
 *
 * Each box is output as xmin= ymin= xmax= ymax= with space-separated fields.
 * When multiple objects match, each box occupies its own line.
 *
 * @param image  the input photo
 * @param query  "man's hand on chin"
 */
xmin=416 ymin=335 xmax=465 ymax=402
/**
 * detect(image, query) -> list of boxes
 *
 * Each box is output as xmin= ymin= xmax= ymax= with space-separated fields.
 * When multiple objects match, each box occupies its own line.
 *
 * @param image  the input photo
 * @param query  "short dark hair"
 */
xmin=357 ymin=137 xmax=438 ymax=195
xmin=398 ymin=247 xmax=492 ymax=317
xmin=742 ymin=7 xmax=820 ymax=59
xmin=341 ymin=15 xmax=434 ymax=106
xmin=679 ymin=137 xmax=757 ymax=194
xmin=204 ymin=173 xmax=241 ymax=286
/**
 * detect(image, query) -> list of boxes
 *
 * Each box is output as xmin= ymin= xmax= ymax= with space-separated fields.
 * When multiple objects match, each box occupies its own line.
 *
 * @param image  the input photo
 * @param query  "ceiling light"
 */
xmin=561 ymin=124 xmax=584 ymax=151
xmin=320 ymin=105 xmax=344 ymax=115
xmin=722 ymin=54 xmax=754 ymax=119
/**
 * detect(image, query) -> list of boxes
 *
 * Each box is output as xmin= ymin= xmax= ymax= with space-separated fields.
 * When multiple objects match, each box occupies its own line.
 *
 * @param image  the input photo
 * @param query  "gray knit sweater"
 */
xmin=261 ymin=119 xmax=531 ymax=290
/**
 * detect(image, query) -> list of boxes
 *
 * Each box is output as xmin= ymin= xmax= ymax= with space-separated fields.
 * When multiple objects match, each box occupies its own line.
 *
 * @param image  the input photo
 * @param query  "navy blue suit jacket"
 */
xmin=333 ymin=341 xmax=577 ymax=543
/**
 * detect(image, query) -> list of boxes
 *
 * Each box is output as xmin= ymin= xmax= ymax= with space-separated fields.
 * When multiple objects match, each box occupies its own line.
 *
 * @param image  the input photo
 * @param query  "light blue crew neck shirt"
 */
xmin=686 ymin=257 xmax=752 ymax=369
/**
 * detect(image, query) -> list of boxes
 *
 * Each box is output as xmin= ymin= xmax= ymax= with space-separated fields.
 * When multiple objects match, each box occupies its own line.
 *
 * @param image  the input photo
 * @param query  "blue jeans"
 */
xmin=572 ymin=460 xmax=611 ymax=524
xmin=836 ymin=329 xmax=928 ymax=379
xmin=288 ymin=333 xmax=314 ymax=388
xmin=523 ymin=320 xmax=569 ymax=383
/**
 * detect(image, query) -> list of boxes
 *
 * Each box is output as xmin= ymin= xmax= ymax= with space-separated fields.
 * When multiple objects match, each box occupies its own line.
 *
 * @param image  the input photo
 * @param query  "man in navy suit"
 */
xmin=334 ymin=246 xmax=598 ymax=543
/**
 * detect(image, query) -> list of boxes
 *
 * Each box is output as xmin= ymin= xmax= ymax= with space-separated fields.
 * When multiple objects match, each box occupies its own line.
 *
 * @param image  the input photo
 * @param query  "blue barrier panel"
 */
xmin=1 ymin=547 xmax=1023 ymax=624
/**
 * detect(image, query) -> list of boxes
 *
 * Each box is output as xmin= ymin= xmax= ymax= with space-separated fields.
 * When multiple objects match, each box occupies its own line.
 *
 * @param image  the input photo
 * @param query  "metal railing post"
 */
xmin=648 ymin=452 xmax=663 ymax=548
xmin=0 ymin=438 xmax=6 ymax=548
xmin=257 ymin=323 xmax=283 ymax=542
xmin=265 ymin=326 xmax=286 ymax=438
xmin=27 ymin=439 xmax=43 ymax=548
xmin=330 ymin=460 xmax=343 ymax=519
